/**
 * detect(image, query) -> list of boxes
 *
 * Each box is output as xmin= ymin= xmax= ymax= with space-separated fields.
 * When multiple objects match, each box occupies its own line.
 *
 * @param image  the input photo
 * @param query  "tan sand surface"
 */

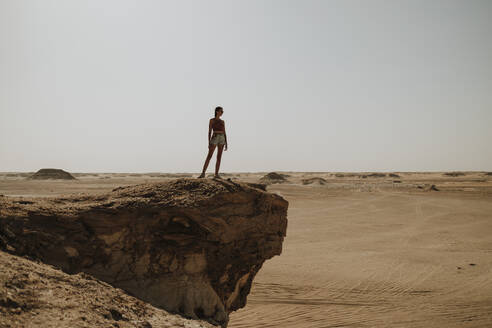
xmin=1 ymin=171 xmax=492 ymax=327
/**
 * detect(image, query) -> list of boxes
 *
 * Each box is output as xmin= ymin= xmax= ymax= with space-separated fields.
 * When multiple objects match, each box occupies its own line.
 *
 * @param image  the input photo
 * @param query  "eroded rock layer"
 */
xmin=0 ymin=179 xmax=288 ymax=327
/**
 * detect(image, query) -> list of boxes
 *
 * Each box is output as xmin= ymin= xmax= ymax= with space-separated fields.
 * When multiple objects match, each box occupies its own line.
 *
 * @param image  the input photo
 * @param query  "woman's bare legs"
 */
xmin=215 ymin=144 xmax=225 ymax=177
xmin=199 ymin=144 xmax=216 ymax=178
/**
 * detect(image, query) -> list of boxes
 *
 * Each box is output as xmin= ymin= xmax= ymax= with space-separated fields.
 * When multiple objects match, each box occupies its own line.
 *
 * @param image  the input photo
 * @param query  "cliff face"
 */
xmin=0 ymin=179 xmax=288 ymax=327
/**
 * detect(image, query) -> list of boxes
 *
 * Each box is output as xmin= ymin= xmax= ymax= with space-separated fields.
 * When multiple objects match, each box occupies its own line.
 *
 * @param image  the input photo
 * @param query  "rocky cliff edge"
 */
xmin=0 ymin=178 xmax=288 ymax=327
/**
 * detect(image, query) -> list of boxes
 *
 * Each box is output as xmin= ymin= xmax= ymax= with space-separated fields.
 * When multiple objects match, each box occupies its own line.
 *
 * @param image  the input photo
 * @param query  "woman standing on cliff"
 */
xmin=199 ymin=106 xmax=228 ymax=178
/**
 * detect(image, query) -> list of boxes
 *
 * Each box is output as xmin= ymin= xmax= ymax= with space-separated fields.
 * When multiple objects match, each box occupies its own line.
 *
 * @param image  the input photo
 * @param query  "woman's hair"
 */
xmin=214 ymin=106 xmax=223 ymax=117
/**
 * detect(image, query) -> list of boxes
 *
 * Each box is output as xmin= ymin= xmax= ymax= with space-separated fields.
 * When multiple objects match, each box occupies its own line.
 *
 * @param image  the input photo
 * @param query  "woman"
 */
xmin=199 ymin=106 xmax=228 ymax=178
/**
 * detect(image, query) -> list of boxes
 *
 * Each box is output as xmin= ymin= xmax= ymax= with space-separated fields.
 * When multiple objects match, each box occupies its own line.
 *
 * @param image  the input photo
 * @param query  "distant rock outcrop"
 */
xmin=362 ymin=173 xmax=386 ymax=178
xmin=443 ymin=172 xmax=465 ymax=177
xmin=0 ymin=251 xmax=215 ymax=328
xmin=334 ymin=173 xmax=359 ymax=178
xmin=259 ymin=172 xmax=288 ymax=184
xmin=0 ymin=179 xmax=288 ymax=327
xmin=302 ymin=177 xmax=327 ymax=185
xmin=29 ymin=168 xmax=76 ymax=180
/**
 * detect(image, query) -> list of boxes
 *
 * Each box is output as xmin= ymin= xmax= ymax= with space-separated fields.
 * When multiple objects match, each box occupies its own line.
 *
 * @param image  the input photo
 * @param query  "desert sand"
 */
xmin=1 ymin=171 xmax=492 ymax=327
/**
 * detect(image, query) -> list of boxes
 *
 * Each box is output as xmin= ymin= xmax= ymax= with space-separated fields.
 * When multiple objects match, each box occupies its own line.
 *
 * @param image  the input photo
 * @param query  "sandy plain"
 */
xmin=1 ymin=171 xmax=492 ymax=327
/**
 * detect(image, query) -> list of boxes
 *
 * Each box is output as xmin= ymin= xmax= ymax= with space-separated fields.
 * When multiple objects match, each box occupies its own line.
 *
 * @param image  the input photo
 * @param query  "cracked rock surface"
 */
xmin=0 ymin=178 xmax=288 ymax=327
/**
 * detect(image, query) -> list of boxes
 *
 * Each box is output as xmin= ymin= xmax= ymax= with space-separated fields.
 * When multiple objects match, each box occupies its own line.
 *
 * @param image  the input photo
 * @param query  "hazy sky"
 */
xmin=1 ymin=0 xmax=491 ymax=172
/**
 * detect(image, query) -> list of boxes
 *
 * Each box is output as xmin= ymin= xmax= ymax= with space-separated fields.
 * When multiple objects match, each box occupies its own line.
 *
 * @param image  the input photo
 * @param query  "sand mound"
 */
xmin=260 ymin=172 xmax=288 ymax=184
xmin=29 ymin=168 xmax=76 ymax=180
xmin=334 ymin=173 xmax=359 ymax=178
xmin=302 ymin=177 xmax=327 ymax=185
xmin=362 ymin=173 xmax=386 ymax=178
xmin=443 ymin=172 xmax=465 ymax=177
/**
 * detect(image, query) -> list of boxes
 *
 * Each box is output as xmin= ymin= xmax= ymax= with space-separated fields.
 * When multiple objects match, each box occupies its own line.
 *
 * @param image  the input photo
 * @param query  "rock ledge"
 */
xmin=0 ymin=178 xmax=288 ymax=327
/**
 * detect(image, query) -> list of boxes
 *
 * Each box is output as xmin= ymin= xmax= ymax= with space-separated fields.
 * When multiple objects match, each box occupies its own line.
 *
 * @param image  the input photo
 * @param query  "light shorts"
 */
xmin=210 ymin=133 xmax=226 ymax=145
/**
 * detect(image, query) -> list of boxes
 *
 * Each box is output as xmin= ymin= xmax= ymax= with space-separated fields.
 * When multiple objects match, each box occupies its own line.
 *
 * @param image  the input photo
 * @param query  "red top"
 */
xmin=211 ymin=118 xmax=225 ymax=132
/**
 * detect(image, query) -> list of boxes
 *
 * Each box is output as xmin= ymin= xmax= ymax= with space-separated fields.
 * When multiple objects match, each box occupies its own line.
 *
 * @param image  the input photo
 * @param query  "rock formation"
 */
xmin=0 ymin=178 xmax=288 ymax=327
xmin=443 ymin=172 xmax=465 ymax=177
xmin=301 ymin=177 xmax=327 ymax=185
xmin=334 ymin=173 xmax=359 ymax=178
xmin=29 ymin=168 xmax=76 ymax=180
xmin=259 ymin=172 xmax=288 ymax=184
xmin=362 ymin=173 xmax=386 ymax=178
xmin=0 ymin=251 xmax=215 ymax=328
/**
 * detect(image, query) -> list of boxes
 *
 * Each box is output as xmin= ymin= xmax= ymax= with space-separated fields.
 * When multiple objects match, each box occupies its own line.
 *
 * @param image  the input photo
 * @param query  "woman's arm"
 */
xmin=208 ymin=119 xmax=213 ymax=144
xmin=224 ymin=121 xmax=228 ymax=151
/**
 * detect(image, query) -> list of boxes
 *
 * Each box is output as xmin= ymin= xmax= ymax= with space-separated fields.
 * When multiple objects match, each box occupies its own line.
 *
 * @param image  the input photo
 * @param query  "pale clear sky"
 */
xmin=1 ymin=0 xmax=491 ymax=173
